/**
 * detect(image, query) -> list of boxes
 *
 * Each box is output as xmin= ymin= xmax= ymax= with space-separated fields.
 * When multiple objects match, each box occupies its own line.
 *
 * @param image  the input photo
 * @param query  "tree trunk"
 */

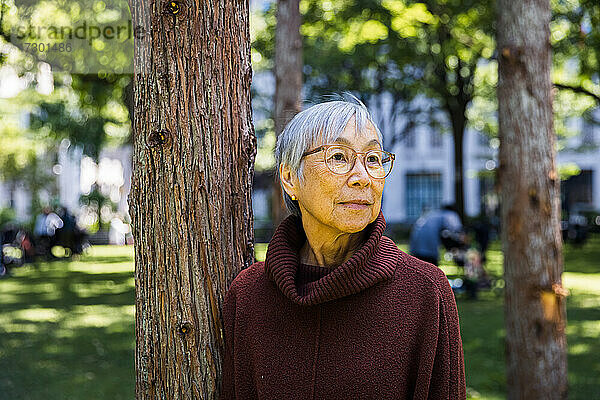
xmin=449 ymin=106 xmax=466 ymax=220
xmin=271 ymin=0 xmax=302 ymax=227
xmin=127 ymin=0 xmax=256 ymax=398
xmin=497 ymin=1 xmax=568 ymax=398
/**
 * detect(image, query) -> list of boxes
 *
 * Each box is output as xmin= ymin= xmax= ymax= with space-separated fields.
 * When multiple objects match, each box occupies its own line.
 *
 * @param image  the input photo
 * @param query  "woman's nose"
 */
xmin=347 ymin=156 xmax=371 ymax=186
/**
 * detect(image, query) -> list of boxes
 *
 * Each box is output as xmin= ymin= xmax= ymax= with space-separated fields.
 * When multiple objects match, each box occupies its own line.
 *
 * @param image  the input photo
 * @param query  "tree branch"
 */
xmin=554 ymin=83 xmax=600 ymax=103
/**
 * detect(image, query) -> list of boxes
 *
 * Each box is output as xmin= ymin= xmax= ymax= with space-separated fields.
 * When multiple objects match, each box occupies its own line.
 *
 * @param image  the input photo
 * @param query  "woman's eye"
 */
xmin=367 ymin=155 xmax=381 ymax=164
xmin=331 ymin=152 xmax=347 ymax=162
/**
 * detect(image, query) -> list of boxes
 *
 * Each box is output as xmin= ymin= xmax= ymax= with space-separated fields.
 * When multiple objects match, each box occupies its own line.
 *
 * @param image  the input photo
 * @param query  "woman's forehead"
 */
xmin=340 ymin=119 xmax=379 ymax=140
xmin=313 ymin=120 xmax=381 ymax=148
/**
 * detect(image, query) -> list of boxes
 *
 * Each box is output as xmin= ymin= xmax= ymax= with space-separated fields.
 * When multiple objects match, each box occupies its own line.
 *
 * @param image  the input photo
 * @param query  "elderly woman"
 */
xmin=221 ymin=98 xmax=466 ymax=399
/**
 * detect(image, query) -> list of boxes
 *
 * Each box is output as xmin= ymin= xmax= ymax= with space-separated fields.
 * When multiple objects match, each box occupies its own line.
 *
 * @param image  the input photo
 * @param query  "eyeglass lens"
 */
xmin=325 ymin=146 xmax=392 ymax=178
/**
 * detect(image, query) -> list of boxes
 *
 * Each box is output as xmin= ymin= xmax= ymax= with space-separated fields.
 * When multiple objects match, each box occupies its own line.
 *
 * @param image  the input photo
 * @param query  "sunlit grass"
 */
xmin=0 ymin=246 xmax=136 ymax=400
xmin=254 ymin=242 xmax=268 ymax=262
xmin=1 ymin=237 xmax=599 ymax=400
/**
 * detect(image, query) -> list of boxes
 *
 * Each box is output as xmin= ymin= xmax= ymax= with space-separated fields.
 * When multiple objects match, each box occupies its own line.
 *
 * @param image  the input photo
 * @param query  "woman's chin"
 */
xmin=335 ymin=218 xmax=371 ymax=234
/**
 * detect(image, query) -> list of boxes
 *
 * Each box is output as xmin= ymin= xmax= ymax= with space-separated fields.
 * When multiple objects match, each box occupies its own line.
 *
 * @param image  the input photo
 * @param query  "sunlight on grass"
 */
xmin=85 ymin=245 xmax=135 ymax=259
xmin=389 ymin=237 xmax=600 ymax=400
xmin=569 ymin=343 xmax=591 ymax=355
xmin=563 ymin=272 xmax=600 ymax=294
xmin=68 ymin=262 xmax=135 ymax=274
xmin=0 ymin=245 xmax=136 ymax=400
xmin=71 ymin=278 xmax=135 ymax=297
xmin=255 ymin=242 xmax=268 ymax=262
xmin=1 ymin=240 xmax=598 ymax=400
xmin=11 ymin=308 xmax=62 ymax=322
xmin=62 ymin=305 xmax=135 ymax=329
xmin=567 ymin=320 xmax=600 ymax=338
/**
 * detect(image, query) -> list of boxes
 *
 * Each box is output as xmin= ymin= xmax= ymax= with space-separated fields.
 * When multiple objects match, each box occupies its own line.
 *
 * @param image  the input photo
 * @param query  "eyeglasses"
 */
xmin=301 ymin=144 xmax=395 ymax=179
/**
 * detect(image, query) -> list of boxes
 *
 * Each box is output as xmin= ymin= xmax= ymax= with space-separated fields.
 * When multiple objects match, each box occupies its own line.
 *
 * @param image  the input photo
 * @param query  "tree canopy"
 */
xmin=0 ymin=0 xmax=133 ymax=210
xmin=251 ymin=0 xmax=599 ymax=217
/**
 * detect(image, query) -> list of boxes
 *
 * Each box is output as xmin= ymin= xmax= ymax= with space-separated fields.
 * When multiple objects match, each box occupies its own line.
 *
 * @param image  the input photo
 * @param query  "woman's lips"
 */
xmin=340 ymin=202 xmax=371 ymax=209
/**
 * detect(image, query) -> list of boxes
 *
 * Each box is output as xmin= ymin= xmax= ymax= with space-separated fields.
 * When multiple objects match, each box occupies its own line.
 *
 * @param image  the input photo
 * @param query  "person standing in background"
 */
xmin=409 ymin=204 xmax=464 ymax=266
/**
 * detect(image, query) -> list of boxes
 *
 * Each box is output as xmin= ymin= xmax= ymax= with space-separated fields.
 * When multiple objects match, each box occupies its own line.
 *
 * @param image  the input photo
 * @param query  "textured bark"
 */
xmin=127 ymin=0 xmax=256 ymax=398
xmin=271 ymin=0 xmax=302 ymax=227
xmin=497 ymin=1 xmax=568 ymax=399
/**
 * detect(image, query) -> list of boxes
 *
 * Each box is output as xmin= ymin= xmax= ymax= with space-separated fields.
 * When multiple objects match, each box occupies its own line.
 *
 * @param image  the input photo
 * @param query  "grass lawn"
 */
xmin=1 ymin=237 xmax=599 ymax=399
xmin=0 ymin=246 xmax=135 ymax=400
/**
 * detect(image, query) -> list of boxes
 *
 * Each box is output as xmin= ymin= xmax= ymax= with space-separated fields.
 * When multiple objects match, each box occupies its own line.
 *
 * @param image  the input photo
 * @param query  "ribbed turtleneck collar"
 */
xmin=264 ymin=211 xmax=399 ymax=306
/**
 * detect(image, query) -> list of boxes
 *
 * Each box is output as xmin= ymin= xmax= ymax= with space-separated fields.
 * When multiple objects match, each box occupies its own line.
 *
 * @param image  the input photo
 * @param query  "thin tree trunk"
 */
xmin=127 ymin=0 xmax=256 ymax=398
xmin=497 ymin=0 xmax=568 ymax=398
xmin=450 ymin=109 xmax=466 ymax=220
xmin=271 ymin=0 xmax=302 ymax=227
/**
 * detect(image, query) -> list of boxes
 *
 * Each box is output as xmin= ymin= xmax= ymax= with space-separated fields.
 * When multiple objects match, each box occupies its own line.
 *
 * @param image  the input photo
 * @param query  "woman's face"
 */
xmin=283 ymin=117 xmax=385 ymax=235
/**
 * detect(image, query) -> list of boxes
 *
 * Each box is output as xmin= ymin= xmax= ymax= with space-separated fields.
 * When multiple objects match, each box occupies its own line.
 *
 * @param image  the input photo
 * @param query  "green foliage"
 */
xmin=252 ymin=0 xmax=599 ymax=148
xmin=27 ymin=73 xmax=132 ymax=159
xmin=559 ymin=162 xmax=582 ymax=180
xmin=0 ymin=207 xmax=16 ymax=226
xmin=0 ymin=0 xmax=133 ymax=223
xmin=1 ymin=0 xmax=133 ymax=74
xmin=79 ymin=186 xmax=117 ymax=231
xmin=551 ymin=0 xmax=599 ymax=96
xmin=254 ymin=0 xmax=497 ymax=144
xmin=0 ymin=0 xmax=133 ymax=163
xmin=0 ymin=105 xmax=54 ymax=218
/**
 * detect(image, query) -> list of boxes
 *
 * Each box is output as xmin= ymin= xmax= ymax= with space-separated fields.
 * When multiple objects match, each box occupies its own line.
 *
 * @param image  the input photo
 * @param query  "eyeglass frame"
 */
xmin=301 ymin=144 xmax=396 ymax=179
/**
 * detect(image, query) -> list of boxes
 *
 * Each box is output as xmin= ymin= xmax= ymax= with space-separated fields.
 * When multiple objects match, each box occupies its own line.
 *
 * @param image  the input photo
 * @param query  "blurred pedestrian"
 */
xmin=409 ymin=204 xmax=464 ymax=266
xmin=33 ymin=207 xmax=63 ymax=257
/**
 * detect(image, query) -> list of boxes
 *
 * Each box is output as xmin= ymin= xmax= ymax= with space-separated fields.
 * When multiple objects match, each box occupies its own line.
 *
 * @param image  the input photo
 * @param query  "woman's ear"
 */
xmin=279 ymin=163 xmax=297 ymax=199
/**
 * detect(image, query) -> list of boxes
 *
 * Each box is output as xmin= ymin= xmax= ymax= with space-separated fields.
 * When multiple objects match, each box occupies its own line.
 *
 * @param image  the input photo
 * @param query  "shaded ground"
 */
xmin=0 ymin=246 xmax=135 ymax=400
xmin=1 ymin=238 xmax=599 ymax=399
xmin=437 ymin=238 xmax=600 ymax=400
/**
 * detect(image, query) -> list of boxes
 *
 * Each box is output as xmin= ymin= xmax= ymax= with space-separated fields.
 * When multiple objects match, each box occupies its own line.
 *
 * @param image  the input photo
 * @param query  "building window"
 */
xmin=478 ymin=132 xmax=490 ymax=147
xmin=581 ymin=124 xmax=596 ymax=147
xmin=430 ymin=130 xmax=443 ymax=147
xmin=404 ymin=130 xmax=416 ymax=148
xmin=405 ymin=172 xmax=442 ymax=221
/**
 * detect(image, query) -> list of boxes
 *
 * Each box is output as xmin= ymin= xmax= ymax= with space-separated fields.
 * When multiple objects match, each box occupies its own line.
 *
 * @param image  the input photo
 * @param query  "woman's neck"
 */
xmin=299 ymin=223 xmax=368 ymax=268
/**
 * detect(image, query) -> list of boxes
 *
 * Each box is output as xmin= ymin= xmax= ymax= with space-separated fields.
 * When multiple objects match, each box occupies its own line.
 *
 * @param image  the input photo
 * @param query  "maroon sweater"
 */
xmin=221 ymin=212 xmax=466 ymax=399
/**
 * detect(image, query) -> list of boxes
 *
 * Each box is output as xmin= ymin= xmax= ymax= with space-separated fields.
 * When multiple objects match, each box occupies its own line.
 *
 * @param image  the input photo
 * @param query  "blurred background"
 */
xmin=1 ymin=0 xmax=599 ymax=399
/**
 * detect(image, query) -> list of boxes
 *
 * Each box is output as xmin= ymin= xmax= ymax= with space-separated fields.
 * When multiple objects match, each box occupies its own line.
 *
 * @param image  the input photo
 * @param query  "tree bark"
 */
xmin=271 ymin=0 xmax=302 ymax=227
xmin=127 ymin=0 xmax=256 ymax=398
xmin=497 ymin=1 xmax=568 ymax=399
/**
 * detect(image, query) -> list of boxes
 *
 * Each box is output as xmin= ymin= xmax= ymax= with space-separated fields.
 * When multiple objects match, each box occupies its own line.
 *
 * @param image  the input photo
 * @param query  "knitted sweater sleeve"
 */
xmin=429 ymin=275 xmax=467 ymax=400
xmin=220 ymin=280 xmax=237 ymax=400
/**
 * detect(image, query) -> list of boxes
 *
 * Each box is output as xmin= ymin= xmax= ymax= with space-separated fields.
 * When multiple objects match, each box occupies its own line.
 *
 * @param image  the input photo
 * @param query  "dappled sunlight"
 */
xmin=68 ymin=260 xmax=134 ymax=274
xmin=567 ymin=320 xmax=600 ymax=339
xmin=63 ymin=305 xmax=135 ymax=330
xmin=254 ymin=242 xmax=268 ymax=262
xmin=0 ymin=245 xmax=136 ymax=399
xmin=390 ymin=237 xmax=600 ymax=399
xmin=563 ymin=272 xmax=600 ymax=295
xmin=569 ymin=343 xmax=591 ymax=356
xmin=70 ymin=278 xmax=135 ymax=297
xmin=11 ymin=307 xmax=62 ymax=322
xmin=0 ymin=240 xmax=598 ymax=399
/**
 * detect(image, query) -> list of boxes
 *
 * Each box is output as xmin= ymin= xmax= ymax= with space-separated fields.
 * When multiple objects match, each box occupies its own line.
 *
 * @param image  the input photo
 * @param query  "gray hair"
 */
xmin=275 ymin=95 xmax=383 ymax=217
